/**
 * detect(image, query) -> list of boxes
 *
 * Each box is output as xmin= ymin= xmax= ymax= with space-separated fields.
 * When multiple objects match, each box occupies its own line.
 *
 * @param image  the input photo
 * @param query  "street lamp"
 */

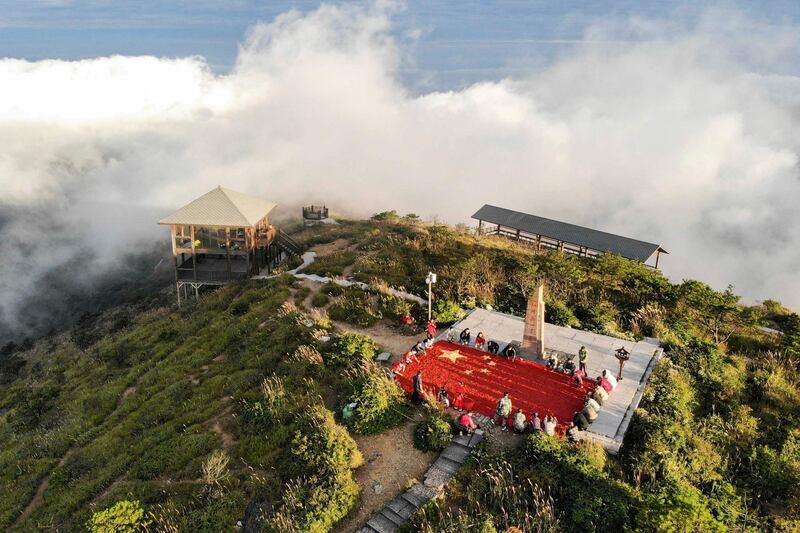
xmin=425 ymin=272 xmax=437 ymax=321
xmin=614 ymin=347 xmax=630 ymax=381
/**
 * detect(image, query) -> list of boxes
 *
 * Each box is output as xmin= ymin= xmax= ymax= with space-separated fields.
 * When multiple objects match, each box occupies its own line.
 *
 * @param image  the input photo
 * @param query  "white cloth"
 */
xmin=603 ymin=370 xmax=618 ymax=390
xmin=543 ymin=419 xmax=556 ymax=436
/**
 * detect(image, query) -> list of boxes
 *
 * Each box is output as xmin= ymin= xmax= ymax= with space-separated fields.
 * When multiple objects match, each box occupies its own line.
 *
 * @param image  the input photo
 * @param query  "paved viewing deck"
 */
xmin=446 ymin=308 xmax=662 ymax=452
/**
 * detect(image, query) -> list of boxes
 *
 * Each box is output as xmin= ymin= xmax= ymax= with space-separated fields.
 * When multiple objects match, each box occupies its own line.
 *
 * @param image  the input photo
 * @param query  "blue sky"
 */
xmin=4 ymin=1 xmax=800 ymax=90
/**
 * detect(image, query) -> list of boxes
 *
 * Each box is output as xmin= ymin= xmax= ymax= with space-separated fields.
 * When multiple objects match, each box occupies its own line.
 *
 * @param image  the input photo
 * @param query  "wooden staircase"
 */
xmin=274 ymin=230 xmax=303 ymax=257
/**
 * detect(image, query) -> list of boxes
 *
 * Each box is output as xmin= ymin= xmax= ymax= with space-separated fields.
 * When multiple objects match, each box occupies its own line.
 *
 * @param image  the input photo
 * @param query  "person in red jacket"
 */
xmin=475 ymin=332 xmax=487 ymax=350
xmin=458 ymin=412 xmax=479 ymax=434
xmin=452 ymin=380 xmax=466 ymax=411
xmin=598 ymin=375 xmax=613 ymax=393
xmin=425 ymin=319 xmax=437 ymax=338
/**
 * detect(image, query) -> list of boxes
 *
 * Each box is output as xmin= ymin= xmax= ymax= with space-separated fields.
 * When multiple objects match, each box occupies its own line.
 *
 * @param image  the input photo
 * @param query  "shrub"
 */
xmin=303 ymin=251 xmax=356 ymax=277
xmin=344 ymin=362 xmax=408 ymax=434
xmin=311 ymin=292 xmax=330 ymax=308
xmin=201 ymin=450 xmax=230 ymax=493
xmin=414 ymin=412 xmax=453 ymax=452
xmin=324 ymin=332 xmax=377 ymax=368
xmin=545 ymin=299 xmax=580 ymax=327
xmin=328 ymin=290 xmax=381 ymax=327
xmin=321 ymin=283 xmax=344 ymax=296
xmin=432 ymin=300 xmax=464 ymax=325
xmin=293 ymin=286 xmax=311 ymax=305
xmin=89 ymin=500 xmax=150 ymax=533
xmin=378 ymin=293 xmax=412 ymax=321
xmin=636 ymin=480 xmax=725 ymax=532
xmin=237 ymin=375 xmax=289 ymax=432
xmin=266 ymin=405 xmax=361 ymax=532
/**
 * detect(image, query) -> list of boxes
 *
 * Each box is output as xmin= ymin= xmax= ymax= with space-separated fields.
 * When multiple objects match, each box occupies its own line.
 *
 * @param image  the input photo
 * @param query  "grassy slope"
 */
xmin=0 ymin=276 xmax=355 ymax=530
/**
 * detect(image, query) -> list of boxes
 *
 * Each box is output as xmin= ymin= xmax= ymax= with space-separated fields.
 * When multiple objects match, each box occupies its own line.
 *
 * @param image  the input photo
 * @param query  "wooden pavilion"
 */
xmin=158 ymin=186 xmax=302 ymax=303
xmin=472 ymin=204 xmax=668 ymax=268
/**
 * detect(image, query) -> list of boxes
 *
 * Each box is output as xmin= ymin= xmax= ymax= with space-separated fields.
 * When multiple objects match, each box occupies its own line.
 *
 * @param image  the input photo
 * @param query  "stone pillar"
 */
xmin=522 ymin=284 xmax=545 ymax=358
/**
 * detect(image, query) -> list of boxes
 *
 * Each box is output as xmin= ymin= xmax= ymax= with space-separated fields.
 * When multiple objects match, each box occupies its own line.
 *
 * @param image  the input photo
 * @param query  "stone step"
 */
xmin=400 ymin=489 xmax=426 ymax=509
xmin=359 ymin=527 xmax=380 ymax=533
xmin=469 ymin=429 xmax=485 ymax=448
xmin=407 ymin=482 xmax=438 ymax=502
xmin=432 ymin=456 xmax=462 ymax=476
xmin=439 ymin=444 xmax=470 ymax=464
xmin=380 ymin=507 xmax=406 ymax=527
xmin=366 ymin=513 xmax=398 ymax=533
xmin=423 ymin=465 xmax=455 ymax=489
xmin=452 ymin=433 xmax=471 ymax=448
xmin=386 ymin=498 xmax=417 ymax=520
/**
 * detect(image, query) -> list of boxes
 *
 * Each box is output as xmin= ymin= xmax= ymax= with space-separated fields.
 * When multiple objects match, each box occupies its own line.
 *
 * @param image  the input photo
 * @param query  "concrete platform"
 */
xmin=444 ymin=308 xmax=662 ymax=452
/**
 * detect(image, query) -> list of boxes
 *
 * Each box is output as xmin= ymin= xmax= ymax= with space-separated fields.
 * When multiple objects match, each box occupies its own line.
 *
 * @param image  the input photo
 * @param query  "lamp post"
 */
xmin=425 ymin=271 xmax=437 ymax=321
xmin=614 ymin=347 xmax=630 ymax=381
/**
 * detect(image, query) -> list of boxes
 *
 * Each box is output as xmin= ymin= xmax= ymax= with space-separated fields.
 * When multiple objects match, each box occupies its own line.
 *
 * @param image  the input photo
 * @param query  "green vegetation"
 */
xmin=341 ymin=360 xmax=408 ymax=435
xmin=0 ymin=277 xmax=370 ymax=531
xmin=89 ymin=500 xmax=149 ymax=532
xmin=413 ymin=410 xmax=453 ymax=452
xmin=1 ymin=217 xmax=798 ymax=531
xmin=311 ymin=292 xmax=330 ymax=308
xmin=302 ymin=250 xmax=357 ymax=277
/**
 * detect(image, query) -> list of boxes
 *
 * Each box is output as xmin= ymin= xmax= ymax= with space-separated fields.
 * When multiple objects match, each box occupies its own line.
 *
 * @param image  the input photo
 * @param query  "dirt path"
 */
xmin=14 ymin=447 xmax=75 ymax=528
xmin=338 ymin=412 xmax=436 ymax=533
xmin=310 ymin=238 xmax=350 ymax=257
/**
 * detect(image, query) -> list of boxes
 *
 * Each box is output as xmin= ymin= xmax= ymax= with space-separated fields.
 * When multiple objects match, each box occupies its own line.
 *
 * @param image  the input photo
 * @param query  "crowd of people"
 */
xmin=391 ymin=316 xmax=619 ymax=444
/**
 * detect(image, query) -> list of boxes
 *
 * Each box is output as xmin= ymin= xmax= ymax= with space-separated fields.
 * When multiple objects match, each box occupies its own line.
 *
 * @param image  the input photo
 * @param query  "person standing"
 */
xmin=411 ymin=371 xmax=424 ymax=403
xmin=543 ymin=415 xmax=557 ymax=436
xmin=578 ymin=346 xmax=588 ymax=373
xmin=459 ymin=328 xmax=472 ymax=345
xmin=453 ymin=380 xmax=466 ymax=411
xmin=513 ymin=409 xmax=527 ymax=434
xmin=493 ymin=392 xmax=513 ymax=431
xmin=531 ymin=412 xmax=542 ymax=432
xmin=426 ymin=319 xmax=437 ymax=338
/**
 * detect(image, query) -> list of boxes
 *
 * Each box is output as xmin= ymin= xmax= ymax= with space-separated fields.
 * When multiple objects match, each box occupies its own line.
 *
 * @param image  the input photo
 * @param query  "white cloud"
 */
xmin=1 ymin=2 xmax=800 ymax=337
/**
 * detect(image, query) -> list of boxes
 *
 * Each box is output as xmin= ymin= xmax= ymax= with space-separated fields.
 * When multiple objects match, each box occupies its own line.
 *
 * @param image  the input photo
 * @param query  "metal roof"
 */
xmin=472 ymin=204 xmax=665 ymax=262
xmin=158 ymin=186 xmax=277 ymax=227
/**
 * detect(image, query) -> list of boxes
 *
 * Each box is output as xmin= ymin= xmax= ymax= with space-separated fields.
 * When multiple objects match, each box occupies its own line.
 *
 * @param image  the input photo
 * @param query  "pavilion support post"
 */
xmin=515 ymin=228 xmax=521 ymax=241
xmin=190 ymin=225 xmax=197 ymax=281
xmin=478 ymin=219 xmax=483 ymax=235
xmin=225 ymin=227 xmax=231 ymax=281
xmin=655 ymin=250 xmax=661 ymax=269
xmin=176 ymin=282 xmax=181 ymax=307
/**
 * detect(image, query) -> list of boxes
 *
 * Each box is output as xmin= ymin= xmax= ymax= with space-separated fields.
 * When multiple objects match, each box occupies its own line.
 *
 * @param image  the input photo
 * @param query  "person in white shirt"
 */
xmin=602 ymin=369 xmax=618 ymax=391
xmin=543 ymin=415 xmax=557 ymax=436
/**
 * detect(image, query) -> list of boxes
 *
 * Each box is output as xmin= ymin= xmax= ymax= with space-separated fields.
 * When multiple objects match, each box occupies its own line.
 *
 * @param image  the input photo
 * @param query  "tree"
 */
xmin=680 ymin=281 xmax=745 ymax=344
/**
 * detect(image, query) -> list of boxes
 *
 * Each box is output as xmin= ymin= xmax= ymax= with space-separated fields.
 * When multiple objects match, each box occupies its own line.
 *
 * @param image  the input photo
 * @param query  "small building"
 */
xmin=472 ymin=204 xmax=668 ymax=268
xmin=302 ymin=205 xmax=329 ymax=226
xmin=158 ymin=186 xmax=302 ymax=302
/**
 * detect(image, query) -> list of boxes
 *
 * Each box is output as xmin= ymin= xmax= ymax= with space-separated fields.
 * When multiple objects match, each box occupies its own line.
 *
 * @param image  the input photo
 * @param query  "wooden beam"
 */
xmin=190 ymin=225 xmax=197 ymax=281
xmin=226 ymin=226 xmax=231 ymax=281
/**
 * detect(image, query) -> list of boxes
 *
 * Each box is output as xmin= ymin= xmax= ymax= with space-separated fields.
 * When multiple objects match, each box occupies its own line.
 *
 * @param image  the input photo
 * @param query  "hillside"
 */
xmin=1 ymin=215 xmax=799 ymax=532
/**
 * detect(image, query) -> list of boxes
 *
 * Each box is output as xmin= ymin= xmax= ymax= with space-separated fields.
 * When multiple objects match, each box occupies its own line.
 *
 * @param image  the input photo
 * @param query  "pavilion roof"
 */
xmin=472 ymin=204 xmax=667 ymax=262
xmin=158 ymin=186 xmax=277 ymax=227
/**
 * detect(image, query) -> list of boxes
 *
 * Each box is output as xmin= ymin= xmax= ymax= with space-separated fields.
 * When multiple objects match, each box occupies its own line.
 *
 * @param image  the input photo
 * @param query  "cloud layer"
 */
xmin=1 ymin=3 xmax=799 ymax=338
